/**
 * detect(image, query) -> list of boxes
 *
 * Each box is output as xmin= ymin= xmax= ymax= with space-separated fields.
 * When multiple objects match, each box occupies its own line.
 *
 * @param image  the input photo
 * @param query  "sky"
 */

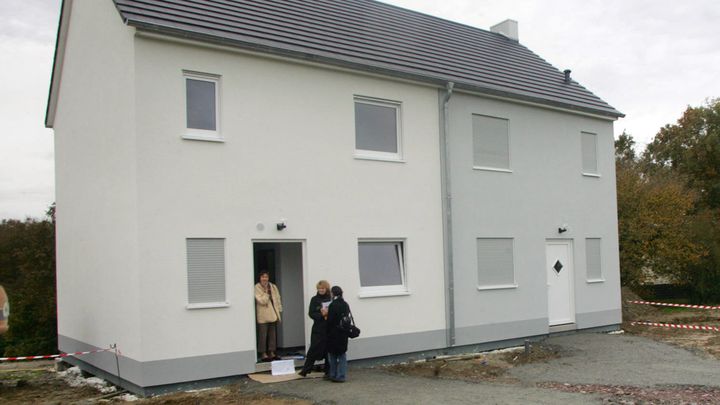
xmin=0 ymin=0 xmax=719 ymax=220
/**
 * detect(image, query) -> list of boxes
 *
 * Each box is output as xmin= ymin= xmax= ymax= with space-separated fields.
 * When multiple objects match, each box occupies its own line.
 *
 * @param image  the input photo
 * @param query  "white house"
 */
xmin=46 ymin=0 xmax=624 ymax=395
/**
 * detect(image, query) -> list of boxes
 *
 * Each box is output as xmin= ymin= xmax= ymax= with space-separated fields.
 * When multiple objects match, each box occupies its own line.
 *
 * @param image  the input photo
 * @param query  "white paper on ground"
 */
xmin=271 ymin=359 xmax=295 ymax=376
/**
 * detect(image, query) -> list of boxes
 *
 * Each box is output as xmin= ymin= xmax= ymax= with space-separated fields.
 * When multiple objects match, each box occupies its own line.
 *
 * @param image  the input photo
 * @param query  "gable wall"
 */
xmin=52 ymin=0 xmax=142 ymax=376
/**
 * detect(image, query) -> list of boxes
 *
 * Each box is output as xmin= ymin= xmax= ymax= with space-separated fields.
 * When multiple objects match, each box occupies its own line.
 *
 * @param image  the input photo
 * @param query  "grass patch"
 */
xmin=660 ymin=306 xmax=692 ymax=314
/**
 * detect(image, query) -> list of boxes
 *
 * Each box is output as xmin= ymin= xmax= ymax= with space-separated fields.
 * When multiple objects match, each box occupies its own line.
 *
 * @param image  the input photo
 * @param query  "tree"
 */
xmin=643 ymin=98 xmax=720 ymax=209
xmin=633 ymin=99 xmax=720 ymax=302
xmin=615 ymin=130 xmax=637 ymax=164
xmin=0 ymin=205 xmax=57 ymax=356
xmin=615 ymin=133 xmax=705 ymax=287
xmin=687 ymin=210 xmax=720 ymax=302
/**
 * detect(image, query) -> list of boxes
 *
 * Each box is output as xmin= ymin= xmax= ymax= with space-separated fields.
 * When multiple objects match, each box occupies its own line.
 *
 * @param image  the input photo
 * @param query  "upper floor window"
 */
xmin=184 ymin=71 xmax=221 ymax=142
xmin=473 ymin=114 xmax=510 ymax=172
xmin=581 ymin=132 xmax=599 ymax=176
xmin=354 ymin=96 xmax=403 ymax=161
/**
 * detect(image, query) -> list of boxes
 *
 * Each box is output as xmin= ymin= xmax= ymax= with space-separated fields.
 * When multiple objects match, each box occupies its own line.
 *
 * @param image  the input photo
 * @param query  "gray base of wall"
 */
xmin=62 ymin=354 xmax=249 ymax=397
xmin=455 ymin=318 xmax=549 ymax=346
xmin=576 ymin=309 xmax=622 ymax=329
xmin=62 ymin=355 xmax=150 ymax=397
xmin=60 ymin=319 xmax=621 ymax=397
xmin=347 ymin=328 xmax=447 ymax=360
xmin=59 ymin=334 xmax=256 ymax=396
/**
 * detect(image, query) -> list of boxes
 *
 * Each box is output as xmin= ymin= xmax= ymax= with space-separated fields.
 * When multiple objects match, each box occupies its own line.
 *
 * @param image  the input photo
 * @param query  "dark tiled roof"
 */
xmin=113 ymin=0 xmax=622 ymax=117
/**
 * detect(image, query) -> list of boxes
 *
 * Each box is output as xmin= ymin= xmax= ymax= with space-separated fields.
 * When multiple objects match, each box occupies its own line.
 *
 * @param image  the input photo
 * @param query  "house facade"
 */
xmin=47 ymin=0 xmax=623 ymax=395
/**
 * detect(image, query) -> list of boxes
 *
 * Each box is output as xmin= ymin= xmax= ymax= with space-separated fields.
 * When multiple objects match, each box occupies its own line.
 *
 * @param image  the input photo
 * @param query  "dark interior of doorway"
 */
xmin=253 ymin=242 xmax=305 ymax=362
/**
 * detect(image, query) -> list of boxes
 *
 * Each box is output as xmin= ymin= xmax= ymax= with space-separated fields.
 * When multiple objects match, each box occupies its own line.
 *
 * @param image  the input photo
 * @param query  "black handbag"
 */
xmin=339 ymin=311 xmax=361 ymax=339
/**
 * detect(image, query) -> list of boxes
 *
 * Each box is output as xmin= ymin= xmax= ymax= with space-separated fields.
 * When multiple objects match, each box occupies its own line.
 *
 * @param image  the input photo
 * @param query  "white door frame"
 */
xmin=251 ymin=239 xmax=308 ymax=358
xmin=545 ymin=239 xmax=575 ymax=326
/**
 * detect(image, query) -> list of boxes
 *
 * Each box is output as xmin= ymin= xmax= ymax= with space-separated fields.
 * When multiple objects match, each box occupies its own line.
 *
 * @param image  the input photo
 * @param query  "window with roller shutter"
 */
xmin=476 ymin=238 xmax=516 ymax=289
xmin=186 ymin=238 xmax=226 ymax=305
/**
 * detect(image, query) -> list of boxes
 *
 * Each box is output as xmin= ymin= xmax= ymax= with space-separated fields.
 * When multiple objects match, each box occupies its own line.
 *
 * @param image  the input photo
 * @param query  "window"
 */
xmin=476 ymin=238 xmax=516 ymax=290
xmin=184 ymin=72 xmax=221 ymax=141
xmin=473 ymin=114 xmax=510 ymax=171
xmin=358 ymin=240 xmax=408 ymax=297
xmin=581 ymin=132 xmax=598 ymax=175
xmin=354 ymin=97 xmax=402 ymax=161
xmin=586 ymin=238 xmax=603 ymax=282
xmin=186 ymin=238 xmax=227 ymax=308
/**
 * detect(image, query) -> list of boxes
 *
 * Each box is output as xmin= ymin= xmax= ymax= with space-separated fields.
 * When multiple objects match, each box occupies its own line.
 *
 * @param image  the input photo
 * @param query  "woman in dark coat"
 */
xmin=326 ymin=286 xmax=350 ymax=382
xmin=298 ymin=280 xmax=332 ymax=377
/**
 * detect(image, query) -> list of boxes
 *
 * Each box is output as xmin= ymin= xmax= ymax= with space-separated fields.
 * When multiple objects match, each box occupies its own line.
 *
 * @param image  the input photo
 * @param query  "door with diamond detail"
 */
xmin=546 ymin=241 xmax=575 ymax=326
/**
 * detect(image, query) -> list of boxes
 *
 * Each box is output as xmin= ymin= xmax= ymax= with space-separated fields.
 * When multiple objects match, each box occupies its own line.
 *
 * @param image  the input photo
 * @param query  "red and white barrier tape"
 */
xmin=627 ymin=300 xmax=720 ymax=310
xmin=631 ymin=321 xmax=720 ymax=332
xmin=0 ymin=348 xmax=112 ymax=362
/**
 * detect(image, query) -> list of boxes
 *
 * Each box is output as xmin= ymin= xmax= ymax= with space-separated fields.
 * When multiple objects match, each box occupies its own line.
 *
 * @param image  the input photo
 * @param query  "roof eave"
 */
xmin=45 ymin=0 xmax=74 ymax=129
xmin=128 ymin=20 xmax=624 ymax=120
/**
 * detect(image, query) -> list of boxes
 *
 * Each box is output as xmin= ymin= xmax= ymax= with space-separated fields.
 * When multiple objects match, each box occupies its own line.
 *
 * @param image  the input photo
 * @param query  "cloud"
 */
xmin=0 ymin=0 xmax=59 ymax=42
xmin=0 ymin=0 xmax=59 ymax=219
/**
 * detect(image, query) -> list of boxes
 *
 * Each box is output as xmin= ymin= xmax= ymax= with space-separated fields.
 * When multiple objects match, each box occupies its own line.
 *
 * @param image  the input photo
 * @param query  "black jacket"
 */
xmin=327 ymin=297 xmax=350 ymax=355
xmin=306 ymin=293 xmax=331 ymax=359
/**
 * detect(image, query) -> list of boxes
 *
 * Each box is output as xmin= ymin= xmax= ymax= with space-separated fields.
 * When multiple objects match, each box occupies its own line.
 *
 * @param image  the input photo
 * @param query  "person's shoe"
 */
xmin=331 ymin=378 xmax=345 ymax=383
xmin=298 ymin=370 xmax=308 ymax=377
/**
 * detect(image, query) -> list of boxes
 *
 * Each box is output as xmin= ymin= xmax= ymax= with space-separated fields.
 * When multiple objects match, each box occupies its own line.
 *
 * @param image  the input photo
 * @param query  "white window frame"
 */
xmin=476 ymin=237 xmax=518 ymax=291
xmin=353 ymin=96 xmax=404 ymax=162
xmin=357 ymin=238 xmax=410 ymax=298
xmin=182 ymin=71 xmax=222 ymax=143
xmin=581 ymin=131 xmax=600 ymax=177
xmin=185 ymin=237 xmax=230 ymax=309
xmin=472 ymin=113 xmax=512 ymax=173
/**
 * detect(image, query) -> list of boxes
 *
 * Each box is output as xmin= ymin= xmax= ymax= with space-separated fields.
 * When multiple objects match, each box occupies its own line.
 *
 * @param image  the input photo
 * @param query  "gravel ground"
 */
xmin=509 ymin=333 xmax=720 ymax=387
xmin=249 ymin=367 xmax=603 ymax=405
xmin=249 ymin=332 xmax=720 ymax=405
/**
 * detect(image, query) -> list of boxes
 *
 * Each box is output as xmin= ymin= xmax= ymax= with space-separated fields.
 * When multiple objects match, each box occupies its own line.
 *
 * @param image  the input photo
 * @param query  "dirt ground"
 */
xmin=0 ymin=361 xmax=101 ymax=404
xmin=622 ymin=287 xmax=720 ymax=359
xmin=386 ymin=342 xmax=560 ymax=383
xmin=0 ymin=361 xmax=309 ymax=405
xmin=539 ymin=382 xmax=720 ymax=405
xmin=126 ymin=387 xmax=311 ymax=405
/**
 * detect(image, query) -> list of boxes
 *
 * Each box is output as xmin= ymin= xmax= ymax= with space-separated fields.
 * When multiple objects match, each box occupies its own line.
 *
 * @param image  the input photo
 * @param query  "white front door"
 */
xmin=546 ymin=241 xmax=575 ymax=326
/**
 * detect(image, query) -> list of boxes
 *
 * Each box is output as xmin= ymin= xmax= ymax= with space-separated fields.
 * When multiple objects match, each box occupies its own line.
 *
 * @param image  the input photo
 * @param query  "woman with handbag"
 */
xmin=254 ymin=271 xmax=282 ymax=362
xmin=326 ymin=285 xmax=351 ymax=382
xmin=298 ymin=280 xmax=332 ymax=377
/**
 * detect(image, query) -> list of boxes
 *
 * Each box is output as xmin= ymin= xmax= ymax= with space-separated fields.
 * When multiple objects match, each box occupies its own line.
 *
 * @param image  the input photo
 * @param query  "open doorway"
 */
xmin=253 ymin=242 xmax=305 ymax=362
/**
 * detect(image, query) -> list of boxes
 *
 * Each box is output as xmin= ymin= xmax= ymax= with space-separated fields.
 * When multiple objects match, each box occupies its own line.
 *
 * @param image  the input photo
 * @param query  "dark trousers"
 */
xmin=257 ymin=322 xmax=277 ymax=354
xmin=301 ymin=351 xmax=329 ymax=375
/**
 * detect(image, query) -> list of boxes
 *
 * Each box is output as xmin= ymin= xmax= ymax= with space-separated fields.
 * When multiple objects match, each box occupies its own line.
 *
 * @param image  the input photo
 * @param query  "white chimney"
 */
xmin=490 ymin=19 xmax=519 ymax=41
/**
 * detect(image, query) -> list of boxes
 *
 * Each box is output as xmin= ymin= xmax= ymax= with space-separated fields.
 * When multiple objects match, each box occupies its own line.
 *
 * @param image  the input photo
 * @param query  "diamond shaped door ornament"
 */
xmin=553 ymin=260 xmax=564 ymax=274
